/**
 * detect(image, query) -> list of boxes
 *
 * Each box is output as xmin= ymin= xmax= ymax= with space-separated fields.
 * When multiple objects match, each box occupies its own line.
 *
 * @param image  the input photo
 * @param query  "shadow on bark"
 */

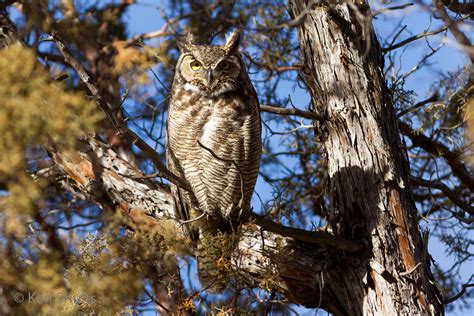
xmin=267 ymin=166 xmax=385 ymax=315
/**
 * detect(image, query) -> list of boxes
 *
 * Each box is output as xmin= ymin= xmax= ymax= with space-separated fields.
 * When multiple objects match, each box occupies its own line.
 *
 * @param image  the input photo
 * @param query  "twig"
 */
xmin=126 ymin=29 xmax=174 ymax=46
xmin=399 ymin=121 xmax=474 ymax=192
xmin=120 ymin=172 xmax=161 ymax=180
xmin=373 ymin=3 xmax=414 ymax=15
xmin=124 ymin=5 xmax=222 ymax=46
xmin=410 ymin=176 xmax=473 ymax=215
xmin=397 ymin=94 xmax=439 ymax=118
xmin=242 ymin=52 xmax=300 ymax=73
xmin=178 ymin=212 xmax=207 ymax=224
xmin=142 ymin=287 xmax=171 ymax=314
xmin=400 ymin=262 xmax=422 ymax=276
xmin=383 ymin=24 xmax=449 ymax=52
xmin=444 ymin=283 xmax=474 ymax=304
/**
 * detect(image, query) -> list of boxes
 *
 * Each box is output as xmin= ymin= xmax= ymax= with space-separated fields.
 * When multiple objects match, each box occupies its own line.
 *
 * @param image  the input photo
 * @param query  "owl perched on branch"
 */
xmin=166 ymin=30 xmax=261 ymax=289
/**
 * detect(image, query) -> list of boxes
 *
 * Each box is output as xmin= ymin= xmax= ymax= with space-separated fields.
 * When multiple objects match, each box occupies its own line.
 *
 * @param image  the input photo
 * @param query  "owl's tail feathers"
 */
xmin=196 ymin=232 xmax=238 ymax=293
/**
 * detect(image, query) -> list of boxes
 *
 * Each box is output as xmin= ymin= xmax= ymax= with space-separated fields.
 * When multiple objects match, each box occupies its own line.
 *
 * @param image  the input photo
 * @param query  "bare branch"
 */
xmin=383 ymin=24 xmax=449 ymax=52
xmin=397 ymin=94 xmax=440 ymax=118
xmin=444 ymin=282 xmax=474 ymax=304
xmin=410 ymin=176 xmax=473 ymax=215
xmin=247 ymin=213 xmax=364 ymax=252
xmin=260 ymin=104 xmax=325 ymax=121
xmin=399 ymin=121 xmax=474 ymax=191
xmin=242 ymin=52 xmax=300 ymax=73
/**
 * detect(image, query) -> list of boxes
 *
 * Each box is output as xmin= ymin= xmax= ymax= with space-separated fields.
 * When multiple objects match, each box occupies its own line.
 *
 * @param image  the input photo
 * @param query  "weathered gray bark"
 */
xmin=287 ymin=1 xmax=444 ymax=314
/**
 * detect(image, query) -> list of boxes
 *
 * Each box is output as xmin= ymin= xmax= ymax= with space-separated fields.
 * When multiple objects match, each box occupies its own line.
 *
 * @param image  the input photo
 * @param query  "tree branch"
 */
xmin=382 ymin=24 xmax=449 ymax=52
xmin=444 ymin=282 xmax=474 ymax=304
xmin=40 ymin=133 xmax=364 ymax=311
xmin=51 ymin=135 xmax=361 ymax=252
xmin=399 ymin=121 xmax=474 ymax=191
xmin=410 ymin=176 xmax=473 ymax=215
xmin=397 ymin=94 xmax=439 ymax=118
xmin=260 ymin=104 xmax=325 ymax=121
xmin=248 ymin=213 xmax=363 ymax=252
xmin=441 ymin=0 xmax=474 ymax=16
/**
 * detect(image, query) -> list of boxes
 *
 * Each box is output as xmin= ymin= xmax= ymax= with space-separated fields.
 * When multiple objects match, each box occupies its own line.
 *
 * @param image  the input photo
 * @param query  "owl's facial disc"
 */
xmin=180 ymin=54 xmax=241 ymax=97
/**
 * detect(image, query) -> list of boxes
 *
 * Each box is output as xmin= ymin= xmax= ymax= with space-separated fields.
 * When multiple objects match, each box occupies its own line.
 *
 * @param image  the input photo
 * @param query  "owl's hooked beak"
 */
xmin=205 ymin=69 xmax=213 ymax=85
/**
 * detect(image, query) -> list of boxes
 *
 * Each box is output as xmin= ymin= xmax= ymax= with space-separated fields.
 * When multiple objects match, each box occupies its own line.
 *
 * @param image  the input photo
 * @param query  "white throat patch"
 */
xmin=184 ymin=83 xmax=207 ymax=96
xmin=184 ymin=82 xmax=236 ymax=98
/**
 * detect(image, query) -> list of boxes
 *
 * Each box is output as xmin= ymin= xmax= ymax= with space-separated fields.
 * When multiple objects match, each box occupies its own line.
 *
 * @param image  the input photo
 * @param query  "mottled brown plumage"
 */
xmin=0 ymin=8 xmax=17 ymax=50
xmin=166 ymin=31 xmax=261 ymax=289
xmin=167 ymin=30 xmax=261 ymax=234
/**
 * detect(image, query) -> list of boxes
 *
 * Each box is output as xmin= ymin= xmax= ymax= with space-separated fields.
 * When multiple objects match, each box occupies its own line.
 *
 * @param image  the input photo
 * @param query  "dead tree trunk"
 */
xmin=287 ymin=1 xmax=444 ymax=314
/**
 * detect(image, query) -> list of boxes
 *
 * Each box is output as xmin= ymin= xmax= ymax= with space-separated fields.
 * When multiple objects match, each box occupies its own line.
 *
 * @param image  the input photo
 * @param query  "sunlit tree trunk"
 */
xmin=288 ymin=1 xmax=444 ymax=314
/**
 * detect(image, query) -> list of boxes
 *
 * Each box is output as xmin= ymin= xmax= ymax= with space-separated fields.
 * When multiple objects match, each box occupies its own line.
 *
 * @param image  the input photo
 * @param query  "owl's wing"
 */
xmin=166 ymin=143 xmax=200 ymax=242
xmin=171 ymin=185 xmax=199 ymax=241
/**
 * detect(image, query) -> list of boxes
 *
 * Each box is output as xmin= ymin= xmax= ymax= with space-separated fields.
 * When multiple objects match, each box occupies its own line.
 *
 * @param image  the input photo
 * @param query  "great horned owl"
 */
xmin=166 ymin=30 xmax=261 ymax=288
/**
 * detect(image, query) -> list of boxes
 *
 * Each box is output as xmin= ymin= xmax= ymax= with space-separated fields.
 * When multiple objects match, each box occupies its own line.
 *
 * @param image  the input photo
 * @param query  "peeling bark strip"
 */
xmin=288 ymin=1 xmax=443 ymax=315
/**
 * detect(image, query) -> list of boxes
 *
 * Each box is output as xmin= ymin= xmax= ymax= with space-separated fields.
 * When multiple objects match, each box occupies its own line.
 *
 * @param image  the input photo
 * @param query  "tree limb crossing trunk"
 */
xmin=288 ymin=1 xmax=444 ymax=314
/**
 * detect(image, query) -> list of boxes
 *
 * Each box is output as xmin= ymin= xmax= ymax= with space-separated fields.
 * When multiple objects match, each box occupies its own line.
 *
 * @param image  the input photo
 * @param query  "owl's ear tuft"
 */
xmin=223 ymin=29 xmax=241 ymax=54
xmin=177 ymin=33 xmax=196 ymax=53
xmin=177 ymin=39 xmax=191 ymax=53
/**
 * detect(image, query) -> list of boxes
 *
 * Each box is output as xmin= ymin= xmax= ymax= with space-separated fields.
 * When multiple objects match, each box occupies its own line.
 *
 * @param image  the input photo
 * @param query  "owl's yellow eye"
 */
xmin=190 ymin=61 xmax=202 ymax=71
xmin=219 ymin=60 xmax=231 ymax=70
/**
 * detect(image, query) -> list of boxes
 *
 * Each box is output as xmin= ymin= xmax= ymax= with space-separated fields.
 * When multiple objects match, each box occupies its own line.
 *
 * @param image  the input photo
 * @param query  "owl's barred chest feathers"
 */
xmin=168 ymin=86 xmax=261 ymax=218
xmin=167 ymin=29 xmax=261 ymax=236
xmin=169 ymin=87 xmax=253 ymax=150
